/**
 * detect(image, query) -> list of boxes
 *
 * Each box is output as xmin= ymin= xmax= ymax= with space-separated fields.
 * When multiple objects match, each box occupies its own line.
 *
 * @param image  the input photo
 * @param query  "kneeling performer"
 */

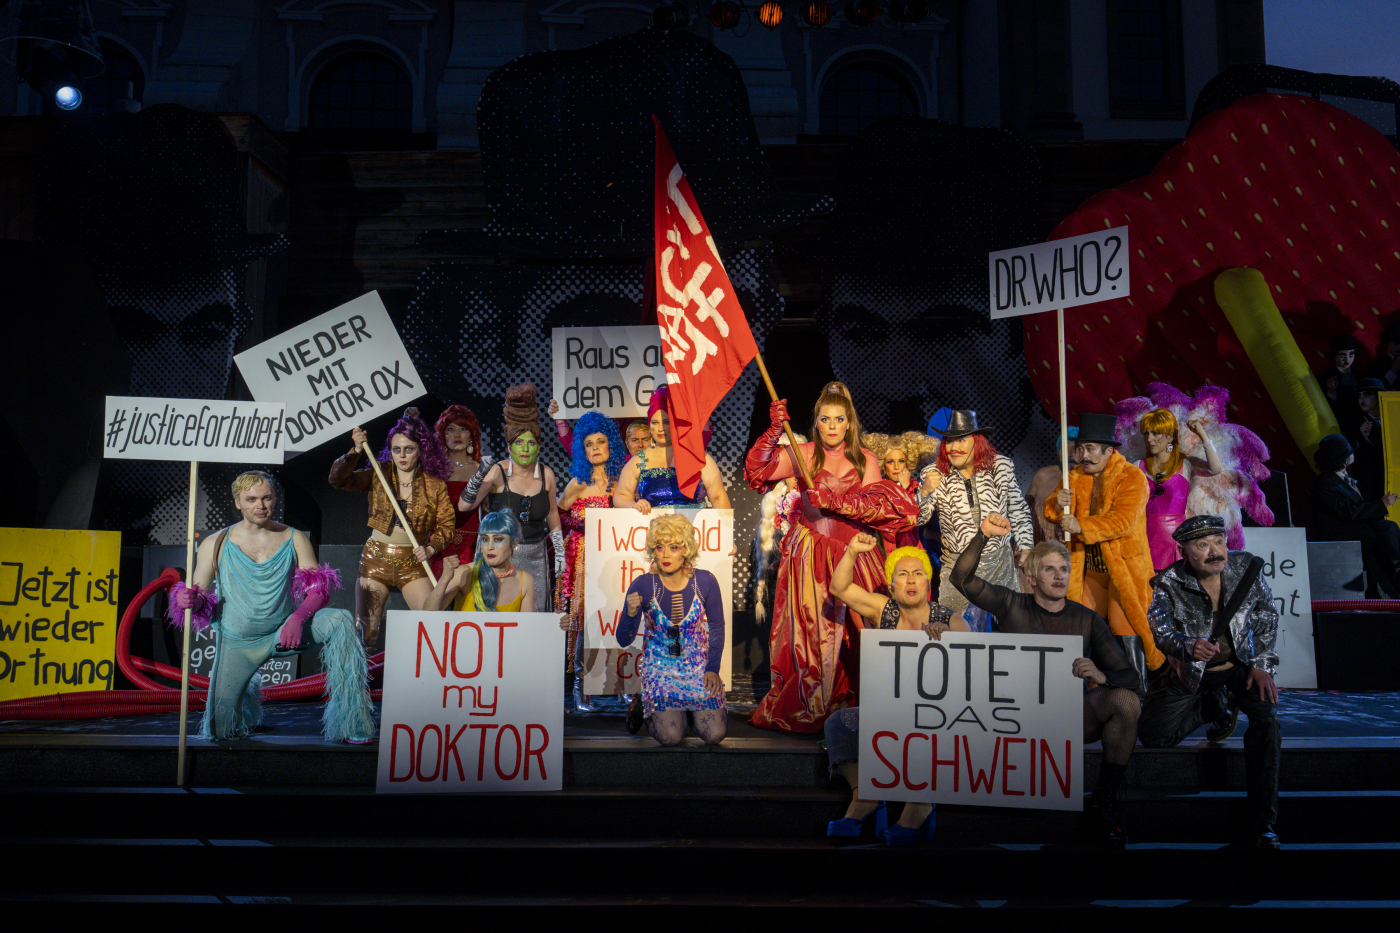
xmin=951 ymin=513 xmax=1142 ymax=846
xmin=616 ymin=514 xmax=727 ymax=748
xmin=170 ymin=471 xmax=374 ymax=744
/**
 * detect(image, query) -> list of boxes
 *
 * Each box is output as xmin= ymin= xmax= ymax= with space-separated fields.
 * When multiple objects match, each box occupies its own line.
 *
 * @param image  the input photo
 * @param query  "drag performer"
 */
xmin=432 ymin=404 xmax=488 ymax=602
xmin=824 ymin=533 xmax=962 ymax=845
xmin=556 ymin=412 xmax=629 ymax=710
xmin=549 ymin=398 xmax=655 ymax=459
xmin=423 ymin=510 xmax=561 ymax=618
xmin=614 ymin=384 xmax=730 ymax=511
xmin=463 ymin=384 xmax=563 ymax=612
xmin=1139 ymin=515 xmax=1281 ymax=849
xmin=1135 ymin=408 xmax=1223 ymax=572
xmin=744 ymin=382 xmax=917 ymax=733
xmin=171 ymin=471 xmax=373 ymax=743
xmin=863 ymin=431 xmax=938 ymax=549
xmin=329 ymin=409 xmax=455 ymax=648
xmin=1046 ymin=412 xmax=1163 ymax=675
xmin=952 ymin=514 xmax=1142 ymax=845
xmin=616 ymin=514 xmax=727 ymax=747
xmin=916 ymin=411 xmax=1032 ymax=627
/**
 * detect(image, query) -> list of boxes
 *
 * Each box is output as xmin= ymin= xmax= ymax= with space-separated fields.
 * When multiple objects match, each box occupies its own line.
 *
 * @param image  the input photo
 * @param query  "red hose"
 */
xmin=0 ymin=569 xmax=385 ymax=720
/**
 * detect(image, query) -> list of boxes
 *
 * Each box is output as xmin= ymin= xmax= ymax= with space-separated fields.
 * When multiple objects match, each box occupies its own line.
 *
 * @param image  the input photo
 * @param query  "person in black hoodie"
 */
xmin=1310 ymin=433 xmax=1400 ymax=598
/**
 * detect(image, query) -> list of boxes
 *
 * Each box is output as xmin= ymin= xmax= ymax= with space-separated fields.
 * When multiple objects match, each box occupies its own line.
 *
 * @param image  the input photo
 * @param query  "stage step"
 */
xmin=3 ymin=784 xmax=1399 ymax=844
xmin=2 ymin=733 xmax=1398 ymax=790
xmin=2 ymin=830 xmax=1399 ymax=906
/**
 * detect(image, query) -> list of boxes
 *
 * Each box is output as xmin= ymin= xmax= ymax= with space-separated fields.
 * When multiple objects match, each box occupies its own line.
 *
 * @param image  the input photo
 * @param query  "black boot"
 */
xmin=1090 ymin=762 xmax=1129 ymax=847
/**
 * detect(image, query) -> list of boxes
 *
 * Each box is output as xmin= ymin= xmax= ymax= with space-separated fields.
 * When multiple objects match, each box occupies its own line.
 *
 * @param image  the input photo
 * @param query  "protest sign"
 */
xmin=0 ymin=528 xmax=120 ymax=702
xmin=1243 ymin=527 xmax=1317 ymax=689
xmin=858 ymin=629 xmax=1083 ymax=811
xmin=235 ymin=291 xmax=425 ymax=455
xmin=551 ymin=325 xmax=665 ymax=420
xmin=580 ymin=508 xmax=732 ymax=695
xmin=989 ymin=226 xmax=1130 ymax=320
xmin=377 ymin=610 xmax=564 ymax=793
xmin=102 ymin=397 xmax=286 ymax=464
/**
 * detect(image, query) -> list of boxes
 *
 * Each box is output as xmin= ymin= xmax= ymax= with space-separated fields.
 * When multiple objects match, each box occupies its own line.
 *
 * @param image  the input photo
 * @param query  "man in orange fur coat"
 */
xmin=1045 ymin=413 xmax=1163 ymax=676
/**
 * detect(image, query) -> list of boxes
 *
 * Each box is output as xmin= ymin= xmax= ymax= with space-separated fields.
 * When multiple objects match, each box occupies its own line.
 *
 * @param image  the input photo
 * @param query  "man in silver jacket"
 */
xmin=1139 ymin=514 xmax=1282 ymax=849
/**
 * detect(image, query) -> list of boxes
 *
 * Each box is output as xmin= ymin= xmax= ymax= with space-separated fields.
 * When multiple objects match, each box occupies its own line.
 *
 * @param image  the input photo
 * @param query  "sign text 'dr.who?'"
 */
xmin=859 ymin=630 xmax=1083 ymax=811
xmin=102 ymin=397 xmax=285 ymax=464
xmin=551 ymin=325 xmax=666 ymax=420
xmin=235 ymin=291 xmax=425 ymax=455
xmin=989 ymin=226 xmax=1130 ymax=319
xmin=376 ymin=610 xmax=564 ymax=793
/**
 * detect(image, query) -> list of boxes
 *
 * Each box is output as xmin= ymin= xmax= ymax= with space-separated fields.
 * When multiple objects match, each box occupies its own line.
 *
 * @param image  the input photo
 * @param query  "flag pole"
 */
xmin=753 ymin=352 xmax=816 ymax=490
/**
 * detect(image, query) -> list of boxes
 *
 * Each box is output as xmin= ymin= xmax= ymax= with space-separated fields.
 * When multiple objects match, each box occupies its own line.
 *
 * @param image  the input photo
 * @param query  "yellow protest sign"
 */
xmin=0 ymin=528 xmax=121 ymax=702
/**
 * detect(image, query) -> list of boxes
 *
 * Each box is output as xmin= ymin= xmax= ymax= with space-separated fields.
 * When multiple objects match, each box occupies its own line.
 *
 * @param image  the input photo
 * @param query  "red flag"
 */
xmin=652 ymin=115 xmax=759 ymax=498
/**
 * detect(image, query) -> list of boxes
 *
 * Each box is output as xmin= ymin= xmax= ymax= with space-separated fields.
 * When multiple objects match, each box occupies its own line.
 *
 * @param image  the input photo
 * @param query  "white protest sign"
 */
xmin=989 ymin=226 xmax=1130 ymax=319
xmin=581 ymin=508 xmax=732 ymax=695
xmin=551 ymin=325 xmax=665 ymax=420
xmin=102 ymin=397 xmax=285 ymax=464
xmin=234 ymin=291 xmax=425 ymax=456
xmin=858 ymin=629 xmax=1083 ymax=811
xmin=376 ymin=610 xmax=564 ymax=793
xmin=1242 ymin=527 xmax=1316 ymax=689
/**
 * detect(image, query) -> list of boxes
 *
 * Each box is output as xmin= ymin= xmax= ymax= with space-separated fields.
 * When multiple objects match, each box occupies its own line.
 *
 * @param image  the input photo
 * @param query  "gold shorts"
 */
xmin=358 ymin=538 xmax=428 ymax=589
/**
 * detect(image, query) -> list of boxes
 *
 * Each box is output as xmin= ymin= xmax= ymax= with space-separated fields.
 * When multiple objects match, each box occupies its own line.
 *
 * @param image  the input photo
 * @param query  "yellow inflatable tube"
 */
xmin=1214 ymin=267 xmax=1340 ymax=473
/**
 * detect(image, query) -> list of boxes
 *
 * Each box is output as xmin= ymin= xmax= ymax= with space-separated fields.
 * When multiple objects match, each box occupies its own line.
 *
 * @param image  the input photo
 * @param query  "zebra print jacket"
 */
xmin=916 ymin=454 xmax=1033 ymax=560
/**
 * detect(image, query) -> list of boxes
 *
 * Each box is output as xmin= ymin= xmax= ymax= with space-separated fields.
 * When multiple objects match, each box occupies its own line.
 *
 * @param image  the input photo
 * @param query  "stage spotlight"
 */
xmin=758 ymin=1 xmax=784 ymax=28
xmin=888 ymin=0 xmax=927 ymax=24
xmin=845 ymin=0 xmax=881 ymax=27
xmin=54 ymin=84 xmax=81 ymax=110
xmin=708 ymin=1 xmax=741 ymax=29
xmin=653 ymin=2 xmax=691 ymax=30
xmin=802 ymin=1 xmax=834 ymax=27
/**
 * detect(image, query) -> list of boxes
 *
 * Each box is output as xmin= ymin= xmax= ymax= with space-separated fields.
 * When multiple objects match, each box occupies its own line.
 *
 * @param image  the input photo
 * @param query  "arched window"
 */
xmin=84 ymin=46 xmax=143 ymax=115
xmin=308 ymin=54 xmax=413 ymax=130
xmin=819 ymin=61 xmax=919 ymax=136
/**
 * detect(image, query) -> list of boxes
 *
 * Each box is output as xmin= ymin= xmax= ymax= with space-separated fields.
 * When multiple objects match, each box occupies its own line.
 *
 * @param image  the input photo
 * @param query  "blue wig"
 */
xmin=1054 ymin=425 xmax=1080 ymax=456
xmin=468 ymin=509 xmax=523 ymax=611
xmin=570 ymin=412 xmax=628 ymax=488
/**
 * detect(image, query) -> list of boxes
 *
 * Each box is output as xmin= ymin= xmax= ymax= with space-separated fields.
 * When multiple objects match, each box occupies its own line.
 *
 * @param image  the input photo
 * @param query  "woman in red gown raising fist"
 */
xmin=745 ymin=382 xmax=918 ymax=733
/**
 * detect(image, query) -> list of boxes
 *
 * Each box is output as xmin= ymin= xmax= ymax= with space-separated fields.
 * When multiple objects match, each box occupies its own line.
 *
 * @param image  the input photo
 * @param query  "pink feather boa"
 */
xmin=1113 ymin=382 xmax=1274 ymax=550
xmin=292 ymin=565 xmax=343 ymax=602
xmin=166 ymin=582 xmax=218 ymax=633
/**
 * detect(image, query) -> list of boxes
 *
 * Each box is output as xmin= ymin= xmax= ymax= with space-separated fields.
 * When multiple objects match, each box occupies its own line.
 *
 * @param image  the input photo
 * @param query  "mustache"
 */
xmin=1205 ymin=556 xmax=1226 ymax=564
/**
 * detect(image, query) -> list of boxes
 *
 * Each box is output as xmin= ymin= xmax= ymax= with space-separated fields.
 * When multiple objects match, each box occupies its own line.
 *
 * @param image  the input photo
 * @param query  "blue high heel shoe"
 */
xmin=881 ymin=805 xmax=936 ymax=846
xmin=826 ymin=802 xmax=888 ymax=841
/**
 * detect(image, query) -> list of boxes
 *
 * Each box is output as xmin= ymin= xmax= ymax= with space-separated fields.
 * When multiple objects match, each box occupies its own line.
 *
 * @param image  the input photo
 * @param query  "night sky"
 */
xmin=1266 ymin=0 xmax=1400 ymax=81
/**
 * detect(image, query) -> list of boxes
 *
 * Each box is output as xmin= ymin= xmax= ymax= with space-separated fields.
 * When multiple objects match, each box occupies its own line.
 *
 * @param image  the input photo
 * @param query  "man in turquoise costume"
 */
xmin=170 ymin=471 xmax=375 ymax=743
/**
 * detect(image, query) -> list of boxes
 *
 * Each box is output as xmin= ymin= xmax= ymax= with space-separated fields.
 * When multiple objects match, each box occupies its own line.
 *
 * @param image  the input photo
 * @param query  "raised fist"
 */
xmin=351 ymin=426 xmax=368 ymax=448
xmin=769 ymin=398 xmax=790 ymax=428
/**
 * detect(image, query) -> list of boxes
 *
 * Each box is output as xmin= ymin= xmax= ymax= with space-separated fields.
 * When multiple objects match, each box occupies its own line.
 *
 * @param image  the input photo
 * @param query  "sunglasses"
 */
xmin=1151 ymin=484 xmax=1165 ymax=497
xmin=517 ymin=495 xmax=532 ymax=524
xmin=666 ymin=624 xmax=682 ymax=658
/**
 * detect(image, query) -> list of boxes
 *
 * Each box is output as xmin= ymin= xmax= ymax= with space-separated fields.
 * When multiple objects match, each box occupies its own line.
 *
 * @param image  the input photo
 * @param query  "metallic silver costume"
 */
xmin=1146 ymin=551 xmax=1279 ymax=691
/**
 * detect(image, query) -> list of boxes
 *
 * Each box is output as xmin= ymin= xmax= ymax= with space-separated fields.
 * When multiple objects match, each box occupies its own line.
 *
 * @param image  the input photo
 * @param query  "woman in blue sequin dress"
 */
xmin=613 ymin=385 xmax=730 ymax=512
xmin=615 ymin=513 xmax=727 ymax=746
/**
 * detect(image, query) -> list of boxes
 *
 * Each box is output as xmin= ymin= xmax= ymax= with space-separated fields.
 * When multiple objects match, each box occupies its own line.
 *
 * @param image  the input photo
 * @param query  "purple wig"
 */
xmin=378 ymin=407 xmax=453 ymax=480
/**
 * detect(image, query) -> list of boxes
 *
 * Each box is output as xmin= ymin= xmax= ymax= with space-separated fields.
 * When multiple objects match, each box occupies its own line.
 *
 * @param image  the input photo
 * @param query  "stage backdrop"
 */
xmin=0 ymin=529 xmax=120 ymax=701
xmin=581 ymin=508 xmax=733 ymax=696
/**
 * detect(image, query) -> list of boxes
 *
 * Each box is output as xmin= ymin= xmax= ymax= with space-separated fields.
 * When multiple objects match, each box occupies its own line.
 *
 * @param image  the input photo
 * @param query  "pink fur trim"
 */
xmin=166 ymin=582 xmax=217 ymax=633
xmin=292 ymin=565 xmax=342 ymax=602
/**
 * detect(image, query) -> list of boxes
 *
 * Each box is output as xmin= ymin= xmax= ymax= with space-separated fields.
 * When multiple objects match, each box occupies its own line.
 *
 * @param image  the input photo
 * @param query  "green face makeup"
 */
xmin=510 ymin=431 xmax=539 ymax=467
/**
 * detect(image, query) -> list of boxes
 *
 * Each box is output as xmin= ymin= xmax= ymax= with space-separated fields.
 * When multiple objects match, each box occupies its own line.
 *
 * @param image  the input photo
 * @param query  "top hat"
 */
xmin=1314 ymin=433 xmax=1355 ymax=470
xmin=1075 ymin=413 xmax=1122 ymax=447
xmin=941 ymin=410 xmax=993 ymax=439
xmin=1330 ymin=333 xmax=1360 ymax=354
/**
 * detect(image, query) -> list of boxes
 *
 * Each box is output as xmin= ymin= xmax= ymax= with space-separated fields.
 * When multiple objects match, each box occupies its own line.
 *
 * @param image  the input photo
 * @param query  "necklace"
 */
xmin=492 ymin=567 xmax=515 ymax=579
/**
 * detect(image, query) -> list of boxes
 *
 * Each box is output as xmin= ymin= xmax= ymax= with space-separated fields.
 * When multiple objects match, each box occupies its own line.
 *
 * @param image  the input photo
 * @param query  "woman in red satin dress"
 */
xmin=431 ymin=405 xmax=485 ymax=603
xmin=745 ymin=382 xmax=918 ymax=733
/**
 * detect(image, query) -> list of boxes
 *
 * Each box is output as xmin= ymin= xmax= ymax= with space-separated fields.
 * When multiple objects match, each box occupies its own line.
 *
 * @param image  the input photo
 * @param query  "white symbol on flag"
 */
xmin=658 ymin=164 xmax=732 ymax=380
